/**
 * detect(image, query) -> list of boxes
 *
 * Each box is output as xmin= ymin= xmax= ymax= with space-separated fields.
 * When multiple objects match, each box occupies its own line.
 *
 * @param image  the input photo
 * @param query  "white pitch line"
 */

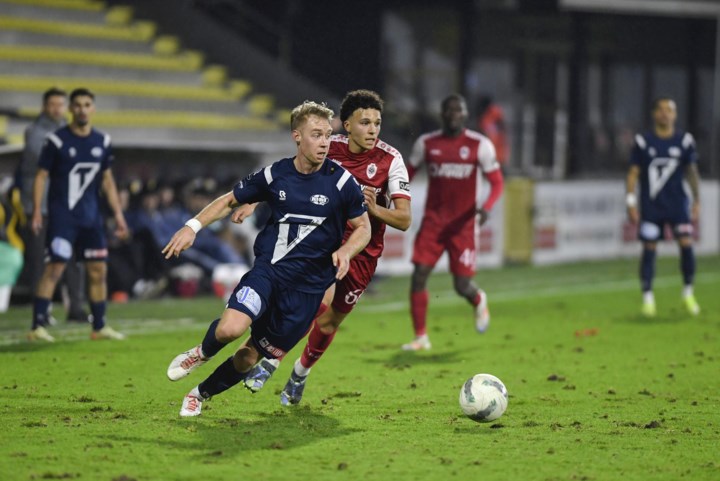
xmin=0 ymin=318 xmax=204 ymax=346
xmin=358 ymin=272 xmax=720 ymax=313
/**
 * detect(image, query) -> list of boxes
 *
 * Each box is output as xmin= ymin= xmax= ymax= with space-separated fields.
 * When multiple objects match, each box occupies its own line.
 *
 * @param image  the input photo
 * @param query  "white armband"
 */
xmin=625 ymin=193 xmax=637 ymax=208
xmin=185 ymin=218 xmax=202 ymax=233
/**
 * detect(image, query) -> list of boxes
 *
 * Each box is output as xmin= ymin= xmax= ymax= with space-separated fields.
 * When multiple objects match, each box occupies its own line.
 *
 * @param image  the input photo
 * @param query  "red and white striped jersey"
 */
xmin=329 ymin=134 xmax=411 ymax=259
xmin=408 ymin=128 xmax=500 ymax=225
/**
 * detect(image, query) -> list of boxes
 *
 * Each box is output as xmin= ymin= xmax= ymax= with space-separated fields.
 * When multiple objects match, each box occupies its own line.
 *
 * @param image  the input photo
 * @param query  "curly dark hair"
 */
xmin=339 ymin=89 xmax=384 ymax=122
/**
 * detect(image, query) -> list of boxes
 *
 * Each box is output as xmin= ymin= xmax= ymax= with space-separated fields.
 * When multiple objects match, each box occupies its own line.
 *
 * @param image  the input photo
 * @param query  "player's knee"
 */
xmin=215 ymin=322 xmax=245 ymax=342
xmin=411 ymin=267 xmax=431 ymax=291
xmin=642 ymin=242 xmax=657 ymax=251
xmin=317 ymin=316 xmax=341 ymax=333
xmin=45 ymin=267 xmax=64 ymax=284
xmin=233 ymin=346 xmax=259 ymax=372
xmin=678 ymin=237 xmax=693 ymax=248
xmin=86 ymin=263 xmax=107 ymax=284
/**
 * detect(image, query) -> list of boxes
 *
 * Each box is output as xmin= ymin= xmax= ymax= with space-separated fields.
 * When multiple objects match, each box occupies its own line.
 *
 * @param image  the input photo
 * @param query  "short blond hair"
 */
xmin=290 ymin=101 xmax=334 ymax=130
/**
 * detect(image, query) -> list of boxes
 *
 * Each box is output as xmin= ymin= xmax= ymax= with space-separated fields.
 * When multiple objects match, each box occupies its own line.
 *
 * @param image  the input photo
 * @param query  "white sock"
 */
xmin=294 ymin=359 xmax=311 ymax=377
xmin=643 ymin=291 xmax=655 ymax=304
xmin=682 ymin=285 xmax=693 ymax=298
xmin=265 ymin=358 xmax=281 ymax=368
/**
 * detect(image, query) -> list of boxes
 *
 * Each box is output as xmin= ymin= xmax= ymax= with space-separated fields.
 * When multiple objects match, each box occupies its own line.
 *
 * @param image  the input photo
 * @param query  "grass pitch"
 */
xmin=1 ymin=255 xmax=719 ymax=481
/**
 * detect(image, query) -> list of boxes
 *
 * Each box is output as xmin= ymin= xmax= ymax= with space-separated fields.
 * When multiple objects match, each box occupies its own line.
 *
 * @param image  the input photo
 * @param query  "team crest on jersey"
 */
xmin=459 ymin=146 xmax=470 ymax=160
xmin=91 ymin=147 xmax=103 ymax=158
xmin=648 ymin=147 xmax=657 ymax=157
xmin=367 ymin=163 xmax=377 ymax=179
xmin=668 ymin=146 xmax=681 ymax=158
xmin=310 ymin=194 xmax=329 ymax=206
xmin=69 ymin=147 xmax=77 ymax=158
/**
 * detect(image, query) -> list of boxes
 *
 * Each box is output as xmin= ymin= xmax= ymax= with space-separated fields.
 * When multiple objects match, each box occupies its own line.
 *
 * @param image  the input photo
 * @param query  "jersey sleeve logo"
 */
xmin=68 ymin=162 xmax=101 ymax=209
xmin=272 ymin=213 xmax=326 ymax=264
xmin=367 ymin=163 xmax=377 ymax=179
xmin=648 ymin=158 xmax=678 ymax=200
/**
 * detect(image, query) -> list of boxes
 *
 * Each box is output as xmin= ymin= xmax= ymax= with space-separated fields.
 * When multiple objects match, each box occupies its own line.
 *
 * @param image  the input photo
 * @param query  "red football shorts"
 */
xmin=331 ymin=255 xmax=378 ymax=314
xmin=412 ymin=220 xmax=476 ymax=277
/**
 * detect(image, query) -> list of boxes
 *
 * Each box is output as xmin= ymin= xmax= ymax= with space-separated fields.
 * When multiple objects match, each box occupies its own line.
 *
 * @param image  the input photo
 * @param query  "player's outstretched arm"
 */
xmin=625 ymin=165 xmax=640 ymax=224
xmin=102 ymin=169 xmax=129 ymax=239
xmin=31 ymin=168 xmax=48 ymax=235
xmin=162 ymin=191 xmax=239 ymax=259
xmin=332 ymin=212 xmax=371 ymax=280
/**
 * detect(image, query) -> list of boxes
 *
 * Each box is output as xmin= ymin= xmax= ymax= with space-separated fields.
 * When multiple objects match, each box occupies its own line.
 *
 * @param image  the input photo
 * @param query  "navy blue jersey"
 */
xmin=232 ymin=157 xmax=366 ymax=293
xmin=38 ymin=126 xmax=113 ymax=227
xmin=630 ymin=131 xmax=697 ymax=221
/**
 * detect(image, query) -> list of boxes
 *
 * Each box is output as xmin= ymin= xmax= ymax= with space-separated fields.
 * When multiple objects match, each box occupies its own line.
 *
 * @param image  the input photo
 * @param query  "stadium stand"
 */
xmin=0 ymin=0 xmax=286 ymax=147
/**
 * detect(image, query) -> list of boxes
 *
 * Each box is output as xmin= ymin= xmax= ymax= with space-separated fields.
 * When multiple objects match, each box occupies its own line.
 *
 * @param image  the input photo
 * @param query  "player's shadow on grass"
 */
xmin=366 ymin=349 xmax=461 ymax=369
xmin=0 ymin=342 xmax=62 ymax=353
xmin=620 ymin=311 xmax=692 ymax=325
xmin=101 ymin=404 xmax=358 ymax=454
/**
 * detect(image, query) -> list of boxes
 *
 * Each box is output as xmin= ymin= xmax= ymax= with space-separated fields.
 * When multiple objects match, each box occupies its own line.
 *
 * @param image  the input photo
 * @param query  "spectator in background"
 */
xmin=107 ymin=180 xmax=168 ymax=302
xmin=476 ymin=95 xmax=510 ymax=167
xmin=15 ymin=88 xmax=88 ymax=322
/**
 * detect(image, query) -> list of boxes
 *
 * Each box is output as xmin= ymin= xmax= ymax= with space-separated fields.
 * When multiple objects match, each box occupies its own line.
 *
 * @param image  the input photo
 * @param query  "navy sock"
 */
xmin=680 ymin=245 xmax=695 ymax=286
xmin=32 ymin=297 xmax=51 ymax=329
xmin=198 ymin=356 xmax=248 ymax=398
xmin=201 ymin=319 xmax=227 ymax=358
xmin=90 ymin=301 xmax=106 ymax=330
xmin=640 ymin=248 xmax=656 ymax=293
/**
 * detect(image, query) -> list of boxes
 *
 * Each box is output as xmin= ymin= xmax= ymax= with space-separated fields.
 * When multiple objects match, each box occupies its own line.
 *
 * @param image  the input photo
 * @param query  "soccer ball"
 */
xmin=459 ymin=373 xmax=508 ymax=423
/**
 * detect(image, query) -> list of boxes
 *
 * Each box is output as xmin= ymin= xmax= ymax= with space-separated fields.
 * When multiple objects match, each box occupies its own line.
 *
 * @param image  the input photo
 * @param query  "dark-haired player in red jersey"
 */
xmin=240 ymin=90 xmax=412 ymax=405
xmin=402 ymin=93 xmax=504 ymax=351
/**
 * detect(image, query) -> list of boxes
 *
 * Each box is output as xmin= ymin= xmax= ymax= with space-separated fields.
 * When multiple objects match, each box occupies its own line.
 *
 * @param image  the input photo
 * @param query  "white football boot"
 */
xmin=475 ymin=289 xmax=490 ymax=333
xmin=180 ymin=386 xmax=206 ymax=417
xmin=167 ymin=345 xmax=208 ymax=381
xmin=401 ymin=334 xmax=432 ymax=351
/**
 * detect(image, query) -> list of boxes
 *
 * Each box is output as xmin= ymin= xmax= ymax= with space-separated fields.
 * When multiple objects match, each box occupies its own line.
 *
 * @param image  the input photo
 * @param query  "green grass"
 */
xmin=1 ymin=255 xmax=719 ymax=481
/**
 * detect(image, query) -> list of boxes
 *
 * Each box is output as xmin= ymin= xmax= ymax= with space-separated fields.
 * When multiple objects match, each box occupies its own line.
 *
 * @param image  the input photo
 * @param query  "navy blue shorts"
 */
xmin=639 ymin=213 xmax=693 ymax=242
xmin=46 ymin=219 xmax=107 ymax=263
xmin=227 ymin=265 xmax=324 ymax=359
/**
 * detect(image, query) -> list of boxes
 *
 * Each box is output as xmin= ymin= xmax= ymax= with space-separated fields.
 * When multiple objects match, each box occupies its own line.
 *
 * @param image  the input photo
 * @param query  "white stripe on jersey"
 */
xmin=635 ymin=134 xmax=647 ymax=150
xmin=336 ymin=170 xmax=352 ymax=191
xmin=263 ymin=166 xmax=274 ymax=185
xmin=466 ymin=130 xmax=500 ymax=173
xmin=103 ymin=133 xmax=111 ymax=148
xmin=47 ymin=133 xmax=62 ymax=149
xmin=409 ymin=130 xmax=442 ymax=168
xmin=682 ymin=132 xmax=695 ymax=149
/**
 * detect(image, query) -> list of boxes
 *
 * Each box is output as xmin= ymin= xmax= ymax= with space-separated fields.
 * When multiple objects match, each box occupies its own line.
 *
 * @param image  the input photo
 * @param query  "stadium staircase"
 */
xmin=0 ymin=0 xmax=290 ymax=148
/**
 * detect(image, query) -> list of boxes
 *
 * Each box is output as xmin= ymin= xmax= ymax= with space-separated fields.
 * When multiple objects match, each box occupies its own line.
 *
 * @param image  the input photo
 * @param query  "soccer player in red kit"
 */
xmin=402 ymin=93 xmax=504 ymax=351
xmin=242 ymin=90 xmax=412 ymax=405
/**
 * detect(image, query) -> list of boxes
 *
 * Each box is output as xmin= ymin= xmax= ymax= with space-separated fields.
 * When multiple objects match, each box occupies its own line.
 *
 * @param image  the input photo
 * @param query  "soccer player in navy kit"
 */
xmin=28 ymin=88 xmax=129 ymax=342
xmin=163 ymin=101 xmax=371 ymax=417
xmin=626 ymin=97 xmax=701 ymax=317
